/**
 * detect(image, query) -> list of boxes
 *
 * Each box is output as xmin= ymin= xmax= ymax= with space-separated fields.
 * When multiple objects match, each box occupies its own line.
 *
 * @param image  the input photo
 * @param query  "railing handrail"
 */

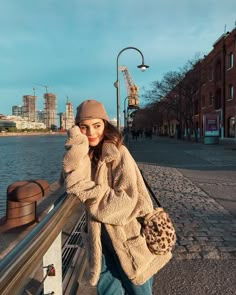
xmin=0 ymin=192 xmax=81 ymax=295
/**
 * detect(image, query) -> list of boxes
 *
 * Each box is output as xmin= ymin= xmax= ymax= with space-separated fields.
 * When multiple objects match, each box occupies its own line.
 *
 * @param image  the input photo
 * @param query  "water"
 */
xmin=0 ymin=134 xmax=67 ymax=218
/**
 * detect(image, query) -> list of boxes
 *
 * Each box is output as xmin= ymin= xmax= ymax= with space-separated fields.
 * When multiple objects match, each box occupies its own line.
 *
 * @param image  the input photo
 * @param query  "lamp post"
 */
xmin=114 ymin=47 xmax=149 ymax=131
xmin=123 ymin=96 xmax=130 ymax=128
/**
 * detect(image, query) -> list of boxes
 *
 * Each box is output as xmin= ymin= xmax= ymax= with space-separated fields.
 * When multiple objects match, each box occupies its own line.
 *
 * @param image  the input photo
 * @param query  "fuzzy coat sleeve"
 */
xmin=61 ymin=125 xmax=95 ymax=198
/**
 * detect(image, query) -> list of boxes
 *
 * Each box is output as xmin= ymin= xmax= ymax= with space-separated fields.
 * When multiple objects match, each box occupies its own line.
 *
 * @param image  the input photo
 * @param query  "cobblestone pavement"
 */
xmin=139 ymin=163 xmax=236 ymax=260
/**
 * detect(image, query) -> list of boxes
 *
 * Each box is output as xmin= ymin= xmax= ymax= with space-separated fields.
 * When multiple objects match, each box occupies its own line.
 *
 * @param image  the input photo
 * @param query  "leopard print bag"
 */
xmin=139 ymin=169 xmax=176 ymax=255
xmin=140 ymin=207 xmax=176 ymax=255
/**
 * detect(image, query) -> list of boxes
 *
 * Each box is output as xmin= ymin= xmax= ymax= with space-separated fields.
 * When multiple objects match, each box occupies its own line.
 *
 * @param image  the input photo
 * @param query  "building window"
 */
xmin=209 ymin=92 xmax=213 ymax=105
xmin=202 ymin=69 xmax=207 ymax=85
xmin=228 ymin=52 xmax=234 ymax=69
xmin=209 ymin=67 xmax=213 ymax=81
xmin=194 ymin=100 xmax=199 ymax=115
xmin=202 ymin=95 xmax=205 ymax=107
xmin=215 ymin=60 xmax=222 ymax=81
xmin=228 ymin=84 xmax=234 ymax=100
xmin=228 ymin=117 xmax=235 ymax=137
xmin=215 ymin=89 xmax=221 ymax=109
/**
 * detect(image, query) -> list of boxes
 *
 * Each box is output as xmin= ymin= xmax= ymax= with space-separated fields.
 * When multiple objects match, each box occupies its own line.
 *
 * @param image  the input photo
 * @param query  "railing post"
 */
xmin=43 ymin=203 xmax=63 ymax=295
xmin=43 ymin=232 xmax=62 ymax=295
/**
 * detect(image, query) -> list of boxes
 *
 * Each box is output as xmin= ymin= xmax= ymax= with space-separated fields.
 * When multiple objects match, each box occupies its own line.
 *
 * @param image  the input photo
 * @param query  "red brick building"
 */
xmin=194 ymin=28 xmax=236 ymax=138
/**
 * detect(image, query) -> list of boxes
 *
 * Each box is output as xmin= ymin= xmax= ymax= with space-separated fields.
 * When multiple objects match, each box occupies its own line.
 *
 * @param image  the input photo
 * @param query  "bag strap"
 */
xmin=140 ymin=169 xmax=162 ymax=207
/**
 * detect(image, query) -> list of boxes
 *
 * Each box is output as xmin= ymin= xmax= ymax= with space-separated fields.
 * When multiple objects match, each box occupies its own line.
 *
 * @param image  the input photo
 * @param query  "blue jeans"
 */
xmin=97 ymin=242 xmax=153 ymax=295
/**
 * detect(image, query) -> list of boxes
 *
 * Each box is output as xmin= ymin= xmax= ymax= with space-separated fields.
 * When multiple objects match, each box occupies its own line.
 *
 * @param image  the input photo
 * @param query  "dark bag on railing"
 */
xmin=139 ymin=170 xmax=176 ymax=255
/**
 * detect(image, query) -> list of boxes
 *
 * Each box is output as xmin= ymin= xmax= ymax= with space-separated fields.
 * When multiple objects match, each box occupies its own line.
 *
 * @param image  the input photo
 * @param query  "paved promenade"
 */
xmin=139 ymin=163 xmax=236 ymax=260
xmin=128 ymin=135 xmax=236 ymax=295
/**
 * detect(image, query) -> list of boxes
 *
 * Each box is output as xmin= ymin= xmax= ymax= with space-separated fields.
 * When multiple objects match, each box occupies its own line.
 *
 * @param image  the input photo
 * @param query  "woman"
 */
xmin=61 ymin=99 xmax=172 ymax=295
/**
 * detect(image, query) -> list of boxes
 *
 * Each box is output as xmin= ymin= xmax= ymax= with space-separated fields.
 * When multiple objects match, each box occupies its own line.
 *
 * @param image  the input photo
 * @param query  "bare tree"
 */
xmin=141 ymin=53 xmax=204 ymax=140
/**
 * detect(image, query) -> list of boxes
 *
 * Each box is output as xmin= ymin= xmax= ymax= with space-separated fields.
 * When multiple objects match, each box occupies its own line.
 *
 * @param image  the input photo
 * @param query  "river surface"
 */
xmin=0 ymin=135 xmax=67 ymax=218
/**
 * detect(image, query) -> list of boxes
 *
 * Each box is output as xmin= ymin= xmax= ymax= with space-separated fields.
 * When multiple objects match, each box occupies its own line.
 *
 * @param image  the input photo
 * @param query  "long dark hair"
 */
xmin=89 ymin=121 xmax=123 ymax=165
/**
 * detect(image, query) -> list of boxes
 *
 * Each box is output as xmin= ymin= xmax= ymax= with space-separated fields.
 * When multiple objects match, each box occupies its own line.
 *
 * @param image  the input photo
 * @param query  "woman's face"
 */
xmin=79 ymin=118 xmax=105 ymax=146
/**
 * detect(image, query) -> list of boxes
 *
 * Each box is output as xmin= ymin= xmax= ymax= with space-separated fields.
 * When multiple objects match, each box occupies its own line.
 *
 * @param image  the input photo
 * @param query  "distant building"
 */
xmin=58 ymin=99 xmax=75 ymax=130
xmin=157 ymin=27 xmax=236 ymax=139
xmin=58 ymin=112 xmax=66 ymax=130
xmin=23 ymin=95 xmax=37 ymax=121
xmin=109 ymin=118 xmax=117 ymax=126
xmin=44 ymin=93 xmax=57 ymax=129
xmin=65 ymin=101 xmax=75 ymax=130
xmin=0 ymin=119 xmax=16 ymax=131
xmin=6 ymin=116 xmax=46 ymax=130
xmin=192 ymin=28 xmax=236 ymax=138
xmin=37 ymin=110 xmax=45 ymax=122
xmin=12 ymin=105 xmax=24 ymax=117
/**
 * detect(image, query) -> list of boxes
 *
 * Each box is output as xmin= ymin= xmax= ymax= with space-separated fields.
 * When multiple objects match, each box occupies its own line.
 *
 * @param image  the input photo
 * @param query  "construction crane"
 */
xmin=119 ymin=66 xmax=139 ymax=109
xmin=36 ymin=84 xmax=49 ymax=93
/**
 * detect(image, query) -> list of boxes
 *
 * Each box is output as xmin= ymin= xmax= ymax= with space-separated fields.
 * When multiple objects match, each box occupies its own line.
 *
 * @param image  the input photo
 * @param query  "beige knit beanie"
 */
xmin=75 ymin=99 xmax=109 ymax=123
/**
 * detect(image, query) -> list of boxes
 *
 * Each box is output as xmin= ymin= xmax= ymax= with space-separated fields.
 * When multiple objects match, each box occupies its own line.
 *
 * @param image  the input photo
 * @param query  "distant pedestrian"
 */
xmin=61 ymin=99 xmax=172 ymax=295
xmin=145 ymin=129 xmax=152 ymax=139
xmin=131 ymin=129 xmax=138 ymax=140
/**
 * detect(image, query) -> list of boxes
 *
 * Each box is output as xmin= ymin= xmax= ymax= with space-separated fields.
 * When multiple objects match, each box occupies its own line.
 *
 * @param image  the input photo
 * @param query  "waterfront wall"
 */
xmin=0 ymin=131 xmax=67 ymax=137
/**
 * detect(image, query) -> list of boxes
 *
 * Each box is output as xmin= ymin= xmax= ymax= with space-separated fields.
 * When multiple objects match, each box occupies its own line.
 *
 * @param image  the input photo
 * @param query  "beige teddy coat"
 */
xmin=62 ymin=126 xmax=172 ymax=286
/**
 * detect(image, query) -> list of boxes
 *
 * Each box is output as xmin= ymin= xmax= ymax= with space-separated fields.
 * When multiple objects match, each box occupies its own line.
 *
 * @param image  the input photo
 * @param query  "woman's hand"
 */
xmin=63 ymin=125 xmax=91 ymax=174
xmin=66 ymin=125 xmax=89 ymax=147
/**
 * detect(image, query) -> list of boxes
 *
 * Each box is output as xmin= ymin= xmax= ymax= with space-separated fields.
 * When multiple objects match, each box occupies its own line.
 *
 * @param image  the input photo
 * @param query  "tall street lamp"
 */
xmin=123 ymin=96 xmax=129 ymax=128
xmin=114 ymin=47 xmax=149 ymax=131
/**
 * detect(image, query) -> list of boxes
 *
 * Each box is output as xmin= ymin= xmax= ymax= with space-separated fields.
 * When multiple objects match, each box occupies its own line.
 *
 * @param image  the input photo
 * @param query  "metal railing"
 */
xmin=0 ymin=192 xmax=86 ymax=295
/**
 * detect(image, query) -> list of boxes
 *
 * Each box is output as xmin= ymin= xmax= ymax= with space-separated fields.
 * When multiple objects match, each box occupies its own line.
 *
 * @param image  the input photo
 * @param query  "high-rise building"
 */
xmin=37 ymin=110 xmax=44 ymax=122
xmin=44 ymin=93 xmax=57 ymax=129
xmin=58 ymin=100 xmax=75 ymax=130
xmin=65 ymin=101 xmax=74 ymax=130
xmin=12 ymin=105 xmax=24 ymax=117
xmin=58 ymin=112 xmax=66 ymax=130
xmin=23 ymin=95 xmax=37 ymax=121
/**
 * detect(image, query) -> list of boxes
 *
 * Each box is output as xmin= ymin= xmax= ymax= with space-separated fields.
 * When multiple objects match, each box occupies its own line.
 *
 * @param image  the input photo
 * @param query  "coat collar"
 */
xmin=101 ymin=142 xmax=120 ymax=163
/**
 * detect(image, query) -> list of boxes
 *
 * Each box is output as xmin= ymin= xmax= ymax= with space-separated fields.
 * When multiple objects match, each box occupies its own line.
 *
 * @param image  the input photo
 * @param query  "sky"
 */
xmin=0 ymin=0 xmax=236 ymax=121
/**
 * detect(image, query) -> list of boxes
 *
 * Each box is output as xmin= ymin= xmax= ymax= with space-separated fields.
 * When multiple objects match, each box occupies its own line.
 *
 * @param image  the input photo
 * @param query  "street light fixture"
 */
xmin=114 ymin=47 xmax=149 ymax=130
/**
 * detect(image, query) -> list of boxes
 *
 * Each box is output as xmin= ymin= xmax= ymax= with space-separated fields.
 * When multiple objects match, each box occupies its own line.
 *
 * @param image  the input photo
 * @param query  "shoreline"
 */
xmin=0 ymin=131 xmax=67 ymax=137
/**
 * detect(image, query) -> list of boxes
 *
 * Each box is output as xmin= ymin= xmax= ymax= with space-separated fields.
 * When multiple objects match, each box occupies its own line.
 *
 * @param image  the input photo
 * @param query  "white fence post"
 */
xmin=43 ymin=232 xmax=62 ymax=295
